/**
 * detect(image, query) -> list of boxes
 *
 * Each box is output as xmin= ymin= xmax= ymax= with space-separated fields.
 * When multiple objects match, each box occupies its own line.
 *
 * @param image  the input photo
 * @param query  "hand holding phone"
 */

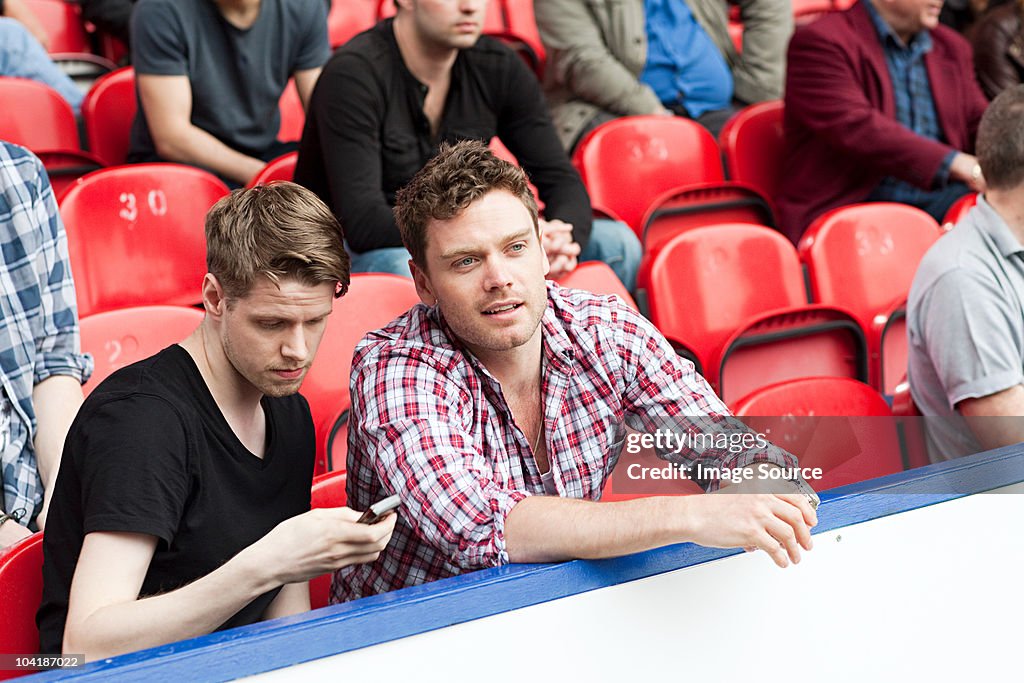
xmin=357 ymin=494 xmax=401 ymax=524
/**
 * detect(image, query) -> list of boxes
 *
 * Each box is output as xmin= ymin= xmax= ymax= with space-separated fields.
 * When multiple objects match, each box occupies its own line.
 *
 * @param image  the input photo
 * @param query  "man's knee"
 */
xmin=581 ymin=219 xmax=642 ymax=291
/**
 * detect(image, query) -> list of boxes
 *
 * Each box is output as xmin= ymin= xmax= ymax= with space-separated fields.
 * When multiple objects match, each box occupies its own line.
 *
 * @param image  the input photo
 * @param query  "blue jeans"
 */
xmin=0 ymin=18 xmax=84 ymax=116
xmin=349 ymin=219 xmax=642 ymax=291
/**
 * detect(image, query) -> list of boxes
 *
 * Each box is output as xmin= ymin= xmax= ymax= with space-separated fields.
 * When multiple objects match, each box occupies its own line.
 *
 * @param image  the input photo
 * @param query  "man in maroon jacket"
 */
xmin=778 ymin=0 xmax=989 ymax=242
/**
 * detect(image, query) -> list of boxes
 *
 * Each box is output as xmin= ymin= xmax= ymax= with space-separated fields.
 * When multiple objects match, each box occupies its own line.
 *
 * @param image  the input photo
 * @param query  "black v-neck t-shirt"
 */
xmin=37 ymin=345 xmax=315 ymax=653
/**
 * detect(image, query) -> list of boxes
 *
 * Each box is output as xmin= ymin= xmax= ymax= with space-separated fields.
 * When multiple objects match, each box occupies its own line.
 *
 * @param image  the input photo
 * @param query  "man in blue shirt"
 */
xmin=0 ymin=142 xmax=91 ymax=550
xmin=537 ymin=0 xmax=792 ymax=151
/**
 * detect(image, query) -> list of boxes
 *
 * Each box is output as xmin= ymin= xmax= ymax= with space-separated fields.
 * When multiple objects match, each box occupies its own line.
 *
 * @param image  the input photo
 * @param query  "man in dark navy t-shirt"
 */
xmin=38 ymin=183 xmax=396 ymax=660
xmin=128 ymin=0 xmax=330 ymax=186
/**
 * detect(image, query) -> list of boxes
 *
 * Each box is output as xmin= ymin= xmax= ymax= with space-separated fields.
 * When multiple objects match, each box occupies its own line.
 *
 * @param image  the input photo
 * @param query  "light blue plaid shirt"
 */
xmin=0 ymin=142 xmax=91 ymax=526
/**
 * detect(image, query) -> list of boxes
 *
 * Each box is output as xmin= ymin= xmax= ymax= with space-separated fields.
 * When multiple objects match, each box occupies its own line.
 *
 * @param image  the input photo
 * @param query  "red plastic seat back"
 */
xmin=799 ymin=202 xmax=941 ymax=329
xmin=941 ymin=192 xmax=978 ymax=231
xmin=82 ymin=67 xmax=137 ymax=166
xmin=33 ymin=149 xmax=103 ymax=202
xmin=556 ymin=262 xmax=638 ymax=310
xmin=248 ymin=152 xmax=299 ymax=187
xmin=278 ymin=79 xmax=304 ymax=143
xmin=59 ymin=164 xmax=230 ymax=317
xmin=0 ymin=78 xmax=80 ymax=152
xmin=302 ymin=274 xmax=421 ymax=475
xmin=719 ymin=101 xmax=784 ymax=203
xmin=640 ymin=181 xmax=776 ymax=253
xmin=309 ymin=471 xmax=348 ymax=609
xmin=732 ymin=377 xmax=903 ymax=489
xmin=23 ymin=0 xmax=90 ymax=53
xmin=0 ymin=533 xmax=44 ymax=681
xmin=80 ymin=306 xmax=205 ymax=394
xmin=573 ymin=116 xmax=725 ymax=234
xmin=644 ymin=224 xmax=807 ymax=369
xmin=328 ymin=0 xmax=379 ymax=46
xmin=718 ymin=306 xmax=868 ymax=403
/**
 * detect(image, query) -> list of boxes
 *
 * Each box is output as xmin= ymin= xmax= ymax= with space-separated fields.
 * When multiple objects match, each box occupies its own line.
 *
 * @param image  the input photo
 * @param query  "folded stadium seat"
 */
xmin=556 ymin=262 xmax=638 ymax=311
xmin=59 ymin=164 xmax=230 ymax=317
xmin=82 ymin=66 xmax=136 ymax=166
xmin=23 ymin=0 xmax=90 ymax=54
xmin=572 ymin=115 xmax=726 ymax=236
xmin=501 ymin=0 xmax=547 ymax=77
xmin=731 ymin=377 xmax=904 ymax=490
xmin=941 ymin=191 xmax=978 ymax=232
xmin=80 ymin=306 xmax=206 ymax=394
xmin=0 ymin=533 xmax=44 ymax=682
xmin=248 ymin=151 xmax=299 ymax=187
xmin=23 ymin=0 xmax=116 ymax=86
xmin=328 ymin=0 xmax=379 ymax=47
xmin=891 ymin=378 xmax=931 ymax=470
xmin=277 ymin=79 xmax=305 ymax=143
xmin=640 ymin=181 xmax=776 ymax=255
xmin=799 ymin=202 xmax=942 ymax=394
xmin=791 ymin=0 xmax=839 ymax=24
xmin=309 ymin=471 xmax=348 ymax=609
xmin=0 ymin=77 xmax=104 ymax=194
xmin=718 ymin=100 xmax=784 ymax=211
xmin=301 ymin=274 xmax=421 ymax=475
xmin=642 ymin=224 xmax=867 ymax=403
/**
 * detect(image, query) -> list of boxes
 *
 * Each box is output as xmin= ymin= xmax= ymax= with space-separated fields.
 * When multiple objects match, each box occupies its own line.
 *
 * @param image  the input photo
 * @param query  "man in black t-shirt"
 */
xmin=38 ymin=183 xmax=397 ymax=660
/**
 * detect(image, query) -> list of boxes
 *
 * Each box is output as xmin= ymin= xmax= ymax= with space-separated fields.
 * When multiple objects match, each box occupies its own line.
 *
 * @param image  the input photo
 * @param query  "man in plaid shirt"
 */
xmin=336 ymin=140 xmax=818 ymax=603
xmin=0 ymin=142 xmax=92 ymax=550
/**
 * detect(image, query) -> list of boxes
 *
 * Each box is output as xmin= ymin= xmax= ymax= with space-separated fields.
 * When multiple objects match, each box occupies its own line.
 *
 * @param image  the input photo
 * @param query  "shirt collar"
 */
xmin=974 ymin=195 xmax=1024 ymax=258
xmin=864 ymin=0 xmax=933 ymax=55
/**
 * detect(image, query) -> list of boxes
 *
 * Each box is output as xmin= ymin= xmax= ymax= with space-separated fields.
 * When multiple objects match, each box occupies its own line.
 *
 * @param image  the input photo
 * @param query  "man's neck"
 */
xmin=393 ymin=12 xmax=459 ymax=85
xmin=867 ymin=0 xmax=921 ymax=46
xmin=986 ymin=189 xmax=1024 ymax=247
xmin=180 ymin=324 xmax=265 ymax=431
xmin=214 ymin=0 xmax=261 ymax=29
xmin=470 ymin=329 xmax=545 ymax=396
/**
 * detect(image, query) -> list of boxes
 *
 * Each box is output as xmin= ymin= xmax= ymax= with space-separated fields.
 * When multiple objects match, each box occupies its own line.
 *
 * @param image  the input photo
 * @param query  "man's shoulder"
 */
xmin=547 ymin=282 xmax=636 ymax=329
xmin=352 ymin=304 xmax=469 ymax=378
xmin=930 ymin=22 xmax=973 ymax=58
xmin=83 ymin=346 xmax=196 ymax=420
xmin=0 ymin=141 xmax=43 ymax=186
xmin=330 ymin=21 xmax=393 ymax=67
xmin=910 ymin=216 xmax=1004 ymax=308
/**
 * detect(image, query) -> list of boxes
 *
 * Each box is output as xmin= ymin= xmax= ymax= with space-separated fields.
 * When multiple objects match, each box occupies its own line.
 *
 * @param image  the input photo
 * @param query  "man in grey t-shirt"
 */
xmin=128 ymin=0 xmax=329 ymax=187
xmin=907 ymin=85 xmax=1024 ymax=462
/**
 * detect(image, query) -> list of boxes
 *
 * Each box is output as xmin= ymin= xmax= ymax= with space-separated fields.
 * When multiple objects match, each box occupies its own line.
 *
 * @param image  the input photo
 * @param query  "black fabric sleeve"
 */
xmin=77 ymin=395 xmax=191 ymax=545
xmin=496 ymin=51 xmax=593 ymax=250
xmin=81 ymin=0 xmax=135 ymax=45
xmin=311 ymin=53 xmax=403 ymax=253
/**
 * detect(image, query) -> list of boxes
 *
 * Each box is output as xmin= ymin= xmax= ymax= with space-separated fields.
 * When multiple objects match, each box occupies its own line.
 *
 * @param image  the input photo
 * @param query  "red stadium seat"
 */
xmin=799 ymin=202 xmax=942 ymax=393
xmin=80 ymin=306 xmax=205 ymax=394
xmin=892 ymin=378 xmax=930 ymax=469
xmin=640 ymin=181 xmax=775 ymax=254
xmin=941 ymin=192 xmax=978 ymax=231
xmin=719 ymin=100 xmax=784 ymax=207
xmin=642 ymin=224 xmax=866 ymax=401
xmin=278 ymin=79 xmax=304 ymax=143
xmin=33 ymin=149 xmax=102 ymax=202
xmin=731 ymin=377 xmax=904 ymax=489
xmin=501 ymin=0 xmax=547 ymax=76
xmin=328 ymin=0 xmax=378 ymax=47
xmin=59 ymin=164 xmax=230 ymax=317
xmin=324 ymin=403 xmax=351 ymax=474
xmin=0 ymin=533 xmax=44 ymax=681
xmin=572 ymin=115 xmax=725 ymax=235
xmin=309 ymin=471 xmax=348 ymax=609
xmin=556 ymin=262 xmax=638 ymax=310
xmin=23 ymin=0 xmax=90 ymax=54
xmin=82 ymin=67 xmax=136 ymax=166
xmin=302 ymin=274 xmax=421 ymax=475
xmin=248 ymin=152 xmax=299 ymax=187
xmin=0 ymin=77 xmax=82 ymax=151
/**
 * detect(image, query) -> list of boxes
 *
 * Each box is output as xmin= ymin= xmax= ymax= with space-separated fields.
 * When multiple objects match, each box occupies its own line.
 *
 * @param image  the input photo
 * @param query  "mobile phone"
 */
xmin=357 ymin=494 xmax=401 ymax=524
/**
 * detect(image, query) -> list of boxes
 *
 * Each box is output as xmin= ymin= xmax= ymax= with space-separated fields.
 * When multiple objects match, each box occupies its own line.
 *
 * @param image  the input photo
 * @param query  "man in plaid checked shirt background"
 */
xmin=335 ymin=140 xmax=819 ymax=603
xmin=0 ymin=141 xmax=92 ymax=550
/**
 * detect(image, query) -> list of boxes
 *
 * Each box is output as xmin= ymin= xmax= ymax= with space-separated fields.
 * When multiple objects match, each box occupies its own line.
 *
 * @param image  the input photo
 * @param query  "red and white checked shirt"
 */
xmin=332 ymin=283 xmax=795 ymax=602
